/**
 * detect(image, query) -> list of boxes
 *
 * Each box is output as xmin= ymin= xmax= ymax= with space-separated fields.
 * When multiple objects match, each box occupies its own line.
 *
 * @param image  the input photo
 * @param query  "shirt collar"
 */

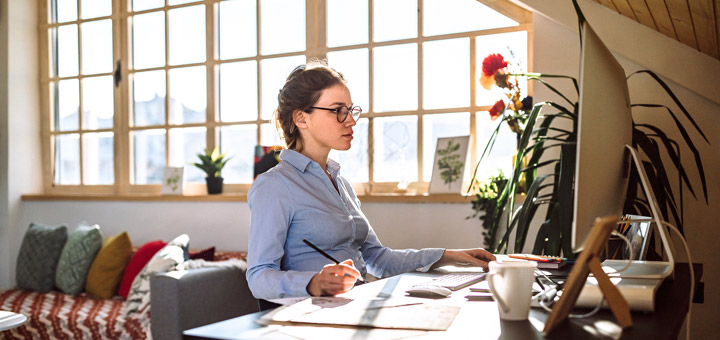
xmin=279 ymin=149 xmax=341 ymax=174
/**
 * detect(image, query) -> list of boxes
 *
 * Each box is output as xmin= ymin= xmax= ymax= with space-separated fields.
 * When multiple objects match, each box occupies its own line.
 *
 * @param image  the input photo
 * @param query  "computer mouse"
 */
xmin=405 ymin=285 xmax=452 ymax=299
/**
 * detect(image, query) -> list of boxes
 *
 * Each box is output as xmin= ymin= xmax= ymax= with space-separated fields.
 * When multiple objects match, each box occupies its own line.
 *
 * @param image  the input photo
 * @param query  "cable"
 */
xmin=663 ymin=221 xmax=694 ymax=340
xmin=610 ymin=230 xmax=634 ymax=273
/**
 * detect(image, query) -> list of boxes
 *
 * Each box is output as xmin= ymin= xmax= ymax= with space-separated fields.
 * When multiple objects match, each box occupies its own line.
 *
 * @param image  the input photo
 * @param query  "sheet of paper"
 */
xmin=277 ymin=325 xmax=426 ymax=340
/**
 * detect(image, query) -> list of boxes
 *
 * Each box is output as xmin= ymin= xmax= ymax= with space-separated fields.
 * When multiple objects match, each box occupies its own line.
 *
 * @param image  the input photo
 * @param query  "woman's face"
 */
xmin=299 ymin=84 xmax=356 ymax=153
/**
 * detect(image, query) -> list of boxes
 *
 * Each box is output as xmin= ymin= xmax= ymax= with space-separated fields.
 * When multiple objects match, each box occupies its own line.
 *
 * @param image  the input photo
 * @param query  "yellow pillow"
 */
xmin=85 ymin=232 xmax=133 ymax=299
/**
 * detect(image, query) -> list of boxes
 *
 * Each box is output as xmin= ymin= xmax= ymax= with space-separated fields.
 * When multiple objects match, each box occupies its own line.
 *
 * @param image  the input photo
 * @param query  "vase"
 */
xmin=205 ymin=177 xmax=224 ymax=194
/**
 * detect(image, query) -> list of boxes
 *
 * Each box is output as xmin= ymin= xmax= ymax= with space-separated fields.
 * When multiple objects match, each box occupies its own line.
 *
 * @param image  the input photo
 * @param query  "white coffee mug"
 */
xmin=487 ymin=260 xmax=537 ymax=320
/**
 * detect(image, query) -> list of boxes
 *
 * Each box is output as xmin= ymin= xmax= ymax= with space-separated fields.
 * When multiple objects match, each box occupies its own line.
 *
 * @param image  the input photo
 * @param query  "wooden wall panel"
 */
xmin=666 ymin=0 xmax=699 ymax=48
xmin=611 ymin=0 xmax=639 ymax=20
xmin=645 ymin=0 xmax=679 ymax=38
xmin=625 ymin=0 xmax=658 ymax=29
xmin=688 ymin=0 xmax=719 ymax=58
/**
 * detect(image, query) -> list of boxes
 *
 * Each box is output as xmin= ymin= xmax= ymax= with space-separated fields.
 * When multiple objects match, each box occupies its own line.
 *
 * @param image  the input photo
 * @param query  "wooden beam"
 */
xmin=665 ymin=0 xmax=699 ymax=49
xmin=688 ymin=0 xmax=719 ymax=58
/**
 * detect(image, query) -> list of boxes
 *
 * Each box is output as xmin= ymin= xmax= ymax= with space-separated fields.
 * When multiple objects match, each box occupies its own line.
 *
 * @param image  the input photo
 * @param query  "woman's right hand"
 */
xmin=306 ymin=259 xmax=361 ymax=296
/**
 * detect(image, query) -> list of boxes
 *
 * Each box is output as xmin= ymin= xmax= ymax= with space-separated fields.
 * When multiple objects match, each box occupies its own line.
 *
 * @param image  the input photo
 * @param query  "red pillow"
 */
xmin=189 ymin=246 xmax=215 ymax=261
xmin=117 ymin=240 xmax=167 ymax=299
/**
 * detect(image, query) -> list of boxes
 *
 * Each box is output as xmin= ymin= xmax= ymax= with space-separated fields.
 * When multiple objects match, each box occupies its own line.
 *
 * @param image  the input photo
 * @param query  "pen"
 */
xmin=302 ymin=238 xmax=367 ymax=284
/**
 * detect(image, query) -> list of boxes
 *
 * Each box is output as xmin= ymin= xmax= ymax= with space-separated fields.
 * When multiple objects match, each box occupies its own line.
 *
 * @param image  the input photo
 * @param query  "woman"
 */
xmin=247 ymin=61 xmax=495 ymax=301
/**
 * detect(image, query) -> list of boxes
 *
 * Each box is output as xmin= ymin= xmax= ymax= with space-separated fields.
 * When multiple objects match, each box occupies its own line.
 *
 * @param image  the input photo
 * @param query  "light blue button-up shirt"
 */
xmin=246 ymin=149 xmax=445 ymax=300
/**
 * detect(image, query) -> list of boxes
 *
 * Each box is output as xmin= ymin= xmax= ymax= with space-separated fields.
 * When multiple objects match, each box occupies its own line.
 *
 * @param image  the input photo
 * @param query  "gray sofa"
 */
xmin=150 ymin=266 xmax=259 ymax=340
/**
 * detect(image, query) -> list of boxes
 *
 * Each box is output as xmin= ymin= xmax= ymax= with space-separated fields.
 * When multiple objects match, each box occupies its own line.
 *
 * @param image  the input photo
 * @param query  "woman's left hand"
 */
xmin=432 ymin=248 xmax=496 ymax=271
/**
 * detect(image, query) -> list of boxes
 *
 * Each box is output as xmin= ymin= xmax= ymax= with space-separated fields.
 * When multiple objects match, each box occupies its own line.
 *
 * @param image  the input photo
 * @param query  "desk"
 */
xmin=184 ymin=264 xmax=695 ymax=340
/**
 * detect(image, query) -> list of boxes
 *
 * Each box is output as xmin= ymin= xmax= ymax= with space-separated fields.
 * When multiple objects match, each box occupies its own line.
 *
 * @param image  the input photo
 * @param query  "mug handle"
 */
xmin=487 ymin=269 xmax=509 ymax=313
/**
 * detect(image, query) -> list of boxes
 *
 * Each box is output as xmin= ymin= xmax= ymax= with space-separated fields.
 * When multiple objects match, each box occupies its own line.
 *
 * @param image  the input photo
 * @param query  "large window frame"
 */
xmin=38 ymin=0 xmax=532 ymax=196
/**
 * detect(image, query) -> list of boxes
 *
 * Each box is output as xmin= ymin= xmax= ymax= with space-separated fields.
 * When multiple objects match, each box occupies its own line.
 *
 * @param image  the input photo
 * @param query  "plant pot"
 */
xmin=205 ymin=177 xmax=224 ymax=194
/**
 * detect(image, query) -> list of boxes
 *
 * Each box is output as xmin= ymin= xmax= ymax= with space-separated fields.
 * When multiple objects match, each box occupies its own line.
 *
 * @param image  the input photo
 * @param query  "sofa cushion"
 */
xmin=55 ymin=224 xmax=103 ymax=295
xmin=117 ymin=239 xmax=167 ymax=299
xmin=189 ymin=246 xmax=215 ymax=261
xmin=85 ymin=232 xmax=134 ymax=299
xmin=16 ymin=223 xmax=68 ymax=293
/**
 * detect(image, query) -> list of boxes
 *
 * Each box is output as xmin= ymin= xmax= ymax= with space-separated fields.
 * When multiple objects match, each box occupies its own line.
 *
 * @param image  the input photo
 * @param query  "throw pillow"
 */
xmin=189 ymin=246 xmax=215 ymax=261
xmin=85 ymin=232 xmax=133 ymax=299
xmin=117 ymin=240 xmax=167 ymax=299
xmin=55 ymin=224 xmax=103 ymax=295
xmin=16 ymin=223 xmax=68 ymax=293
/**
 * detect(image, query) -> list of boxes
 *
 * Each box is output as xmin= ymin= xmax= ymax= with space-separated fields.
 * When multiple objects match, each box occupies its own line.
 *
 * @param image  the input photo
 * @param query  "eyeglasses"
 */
xmin=310 ymin=105 xmax=362 ymax=123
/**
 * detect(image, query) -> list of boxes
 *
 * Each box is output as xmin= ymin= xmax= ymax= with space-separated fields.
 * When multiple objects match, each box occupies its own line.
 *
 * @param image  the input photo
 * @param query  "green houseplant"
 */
xmin=192 ymin=147 xmax=231 ymax=194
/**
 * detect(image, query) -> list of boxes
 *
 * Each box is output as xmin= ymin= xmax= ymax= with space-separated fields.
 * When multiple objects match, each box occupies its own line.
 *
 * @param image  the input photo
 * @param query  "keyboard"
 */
xmin=421 ymin=273 xmax=487 ymax=291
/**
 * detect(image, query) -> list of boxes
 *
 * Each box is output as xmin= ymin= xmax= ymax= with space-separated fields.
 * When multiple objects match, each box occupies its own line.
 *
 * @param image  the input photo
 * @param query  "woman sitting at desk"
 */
xmin=246 ymin=61 xmax=495 ymax=301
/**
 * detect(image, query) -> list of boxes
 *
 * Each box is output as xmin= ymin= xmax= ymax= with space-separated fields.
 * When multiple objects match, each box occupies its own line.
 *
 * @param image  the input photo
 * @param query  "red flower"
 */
xmin=489 ymin=100 xmax=505 ymax=120
xmin=482 ymin=54 xmax=508 ymax=77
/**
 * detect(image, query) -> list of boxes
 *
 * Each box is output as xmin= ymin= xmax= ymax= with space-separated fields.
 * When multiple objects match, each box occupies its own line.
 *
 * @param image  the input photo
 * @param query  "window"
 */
xmin=40 ymin=0 xmax=531 ymax=195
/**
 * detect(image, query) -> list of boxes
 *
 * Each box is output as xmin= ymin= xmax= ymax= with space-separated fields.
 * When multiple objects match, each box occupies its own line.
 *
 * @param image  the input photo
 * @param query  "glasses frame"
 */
xmin=310 ymin=105 xmax=362 ymax=123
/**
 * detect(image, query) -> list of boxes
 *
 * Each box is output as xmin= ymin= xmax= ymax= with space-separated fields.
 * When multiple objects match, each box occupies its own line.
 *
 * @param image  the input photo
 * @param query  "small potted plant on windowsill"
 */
xmin=192 ymin=147 xmax=231 ymax=194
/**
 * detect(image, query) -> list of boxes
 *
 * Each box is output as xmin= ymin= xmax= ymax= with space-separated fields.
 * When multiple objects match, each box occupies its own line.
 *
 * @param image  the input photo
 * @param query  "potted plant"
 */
xmin=192 ymin=147 xmax=231 ymax=194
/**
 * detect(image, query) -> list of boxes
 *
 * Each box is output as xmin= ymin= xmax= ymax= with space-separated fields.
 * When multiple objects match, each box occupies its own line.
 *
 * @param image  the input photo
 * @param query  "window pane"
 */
xmin=423 ymin=0 xmax=518 ymax=37
xmin=132 ymin=129 xmax=165 ymax=184
xmin=373 ymin=116 xmax=417 ymax=182
xmin=423 ymin=38 xmax=469 ymax=109
xmin=327 ymin=0 xmax=368 ymax=47
xmin=219 ymin=0 xmax=257 ymax=59
xmin=54 ymin=134 xmax=80 ymax=185
xmin=169 ymin=5 xmax=206 ymax=65
xmin=54 ymin=0 xmax=77 ymax=23
xmin=260 ymin=123 xmax=282 ymax=146
xmin=83 ymin=132 xmax=114 ymax=185
xmin=132 ymin=0 xmax=163 ymax=12
xmin=475 ymin=111 xmax=515 ymax=181
xmin=81 ymin=0 xmax=111 ymax=19
xmin=220 ymin=125 xmax=257 ymax=183
xmin=260 ymin=0 xmax=305 ymax=55
xmin=475 ymin=31 xmax=527 ymax=106
xmin=169 ymin=66 xmax=206 ymax=124
xmin=133 ymin=70 xmax=166 ymax=126
xmin=83 ymin=76 xmax=114 ymax=130
xmin=81 ymin=19 xmax=113 ymax=75
xmin=373 ymin=0 xmax=416 ymax=42
xmin=422 ymin=112 xmax=470 ymax=182
xmin=260 ymin=55 xmax=306 ymax=120
xmin=56 ymin=24 xmax=78 ymax=77
xmin=220 ymin=61 xmax=258 ymax=122
xmin=374 ymin=43 xmax=417 ymax=112
xmin=56 ymin=79 xmax=79 ymax=131
xmin=169 ymin=0 xmax=201 ymax=5
xmin=329 ymin=118 xmax=368 ymax=183
xmin=133 ymin=12 xmax=165 ymax=70
xmin=327 ymin=48 xmax=368 ymax=113
xmin=169 ymin=127 xmax=206 ymax=182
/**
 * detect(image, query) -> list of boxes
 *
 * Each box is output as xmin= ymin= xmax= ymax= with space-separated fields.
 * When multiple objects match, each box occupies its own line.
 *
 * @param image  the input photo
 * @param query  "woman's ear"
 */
xmin=293 ymin=110 xmax=308 ymax=129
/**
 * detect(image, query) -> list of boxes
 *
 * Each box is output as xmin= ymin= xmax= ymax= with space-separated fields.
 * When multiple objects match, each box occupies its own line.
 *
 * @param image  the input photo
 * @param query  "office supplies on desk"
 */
xmin=302 ymin=238 xmax=367 ymax=284
xmin=405 ymin=285 xmax=452 ymax=298
xmin=418 ymin=272 xmax=487 ymax=291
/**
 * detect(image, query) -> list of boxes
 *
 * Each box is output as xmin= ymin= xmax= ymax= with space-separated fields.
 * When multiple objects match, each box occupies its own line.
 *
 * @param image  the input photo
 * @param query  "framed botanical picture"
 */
xmin=161 ymin=167 xmax=184 ymax=195
xmin=428 ymin=136 xmax=470 ymax=194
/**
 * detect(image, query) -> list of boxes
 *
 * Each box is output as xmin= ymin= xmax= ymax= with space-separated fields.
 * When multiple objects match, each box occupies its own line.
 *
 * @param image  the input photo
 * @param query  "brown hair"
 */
xmin=274 ymin=60 xmax=346 ymax=151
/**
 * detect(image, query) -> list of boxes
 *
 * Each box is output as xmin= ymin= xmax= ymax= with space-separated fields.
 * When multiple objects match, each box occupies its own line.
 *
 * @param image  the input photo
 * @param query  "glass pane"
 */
xmin=54 ymin=134 xmax=80 ymax=185
xmin=423 ymin=38 xmax=469 ymax=109
xmin=82 ymin=76 xmax=114 ymax=130
xmin=260 ymin=0 xmax=305 ymax=55
xmin=132 ymin=129 xmax=165 ymax=184
xmin=260 ymin=55 xmax=306 ymax=120
xmin=373 ymin=116 xmax=417 ymax=182
xmin=327 ymin=48 xmax=368 ymax=113
xmin=83 ymin=132 xmax=114 ymax=185
xmin=169 ymin=127 xmax=206 ymax=182
xmin=327 ymin=0 xmax=368 ymax=47
xmin=56 ymin=24 xmax=79 ymax=77
xmin=260 ymin=123 xmax=282 ymax=146
xmin=81 ymin=20 xmax=113 ymax=75
xmin=133 ymin=12 xmax=165 ymax=70
xmin=423 ymin=0 xmax=518 ymax=37
xmin=169 ymin=66 xmax=206 ymax=124
xmin=133 ymin=70 xmax=166 ymax=126
xmin=55 ymin=0 xmax=77 ymax=23
xmin=422 ymin=112 xmax=470 ymax=182
xmin=373 ymin=0 xmax=416 ymax=42
xmin=475 ymin=111 xmax=515 ymax=182
xmin=81 ymin=0 xmax=111 ymax=19
xmin=475 ymin=31 xmax=527 ymax=106
xmin=220 ymin=125 xmax=257 ymax=183
xmin=169 ymin=0 xmax=201 ymax=5
xmin=220 ymin=61 xmax=258 ymax=122
xmin=169 ymin=5 xmax=206 ymax=65
xmin=374 ymin=43 xmax=417 ymax=112
xmin=132 ymin=0 xmax=163 ymax=12
xmin=56 ymin=79 xmax=79 ymax=131
xmin=329 ymin=117 xmax=368 ymax=183
xmin=219 ymin=0 xmax=257 ymax=59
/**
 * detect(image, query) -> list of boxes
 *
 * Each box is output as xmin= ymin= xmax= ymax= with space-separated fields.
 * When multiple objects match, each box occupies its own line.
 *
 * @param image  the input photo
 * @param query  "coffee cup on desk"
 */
xmin=487 ymin=260 xmax=537 ymax=320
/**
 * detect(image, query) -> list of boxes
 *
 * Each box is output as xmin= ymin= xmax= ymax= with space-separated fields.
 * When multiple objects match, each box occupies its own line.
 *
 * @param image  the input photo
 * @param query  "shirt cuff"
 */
xmin=415 ymin=248 xmax=445 ymax=272
xmin=286 ymin=271 xmax=317 ymax=298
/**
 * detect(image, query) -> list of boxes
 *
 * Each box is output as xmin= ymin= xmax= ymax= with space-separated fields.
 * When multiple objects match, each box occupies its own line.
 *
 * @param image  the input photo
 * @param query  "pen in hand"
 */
xmin=302 ymin=238 xmax=367 ymax=285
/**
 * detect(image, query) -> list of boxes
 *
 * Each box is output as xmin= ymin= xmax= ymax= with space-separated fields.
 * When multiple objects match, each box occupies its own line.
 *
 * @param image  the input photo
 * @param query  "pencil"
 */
xmin=302 ymin=238 xmax=367 ymax=284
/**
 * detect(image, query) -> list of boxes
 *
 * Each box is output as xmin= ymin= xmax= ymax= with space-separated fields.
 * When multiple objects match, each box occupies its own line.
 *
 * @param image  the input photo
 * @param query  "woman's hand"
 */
xmin=432 ymin=248 xmax=496 ymax=271
xmin=307 ymin=259 xmax=362 ymax=296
